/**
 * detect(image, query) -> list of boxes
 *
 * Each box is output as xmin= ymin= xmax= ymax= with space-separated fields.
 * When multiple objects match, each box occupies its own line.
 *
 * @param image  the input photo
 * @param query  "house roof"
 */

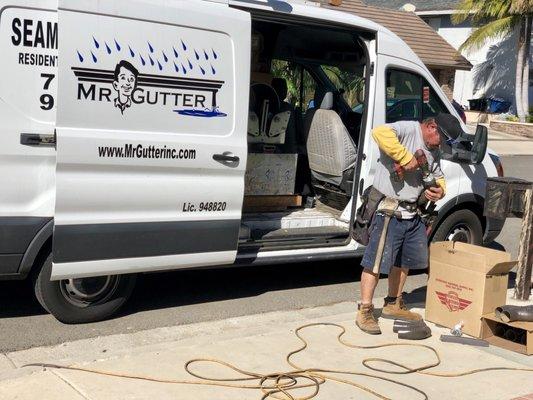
xmin=361 ymin=0 xmax=459 ymax=12
xmin=322 ymin=0 xmax=471 ymax=70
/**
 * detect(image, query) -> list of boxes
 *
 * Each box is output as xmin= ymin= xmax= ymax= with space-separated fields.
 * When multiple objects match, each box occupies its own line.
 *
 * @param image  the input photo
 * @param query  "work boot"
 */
xmin=381 ymin=296 xmax=422 ymax=321
xmin=356 ymin=303 xmax=381 ymax=335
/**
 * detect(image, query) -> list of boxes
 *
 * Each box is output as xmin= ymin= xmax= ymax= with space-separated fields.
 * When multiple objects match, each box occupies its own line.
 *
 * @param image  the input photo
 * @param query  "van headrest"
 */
xmin=320 ymin=92 xmax=334 ymax=110
xmin=271 ymin=78 xmax=288 ymax=102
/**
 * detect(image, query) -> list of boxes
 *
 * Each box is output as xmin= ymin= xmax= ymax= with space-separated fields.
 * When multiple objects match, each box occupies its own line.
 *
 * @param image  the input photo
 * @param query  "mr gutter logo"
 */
xmin=72 ymin=60 xmax=226 ymax=117
xmin=112 ymin=60 xmax=138 ymax=114
xmin=436 ymin=291 xmax=472 ymax=312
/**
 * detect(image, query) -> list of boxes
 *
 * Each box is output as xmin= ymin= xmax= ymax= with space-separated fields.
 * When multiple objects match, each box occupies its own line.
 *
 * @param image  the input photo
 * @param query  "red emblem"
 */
xmin=436 ymin=291 xmax=472 ymax=312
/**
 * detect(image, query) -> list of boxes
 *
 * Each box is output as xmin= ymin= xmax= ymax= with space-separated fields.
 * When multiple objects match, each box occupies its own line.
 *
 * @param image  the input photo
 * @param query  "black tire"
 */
xmin=432 ymin=209 xmax=483 ymax=245
xmin=33 ymin=253 xmax=136 ymax=324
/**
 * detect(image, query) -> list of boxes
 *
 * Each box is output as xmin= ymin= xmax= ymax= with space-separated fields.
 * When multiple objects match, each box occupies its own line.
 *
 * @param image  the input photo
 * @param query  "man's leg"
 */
xmin=361 ymin=268 xmax=379 ymax=304
xmin=388 ymin=266 xmax=409 ymax=298
xmin=381 ymin=217 xmax=427 ymax=321
xmin=357 ymin=214 xmax=394 ymax=335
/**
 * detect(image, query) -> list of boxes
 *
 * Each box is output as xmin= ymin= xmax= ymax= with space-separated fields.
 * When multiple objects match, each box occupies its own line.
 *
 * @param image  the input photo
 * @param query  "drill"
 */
xmin=392 ymin=149 xmax=438 ymax=214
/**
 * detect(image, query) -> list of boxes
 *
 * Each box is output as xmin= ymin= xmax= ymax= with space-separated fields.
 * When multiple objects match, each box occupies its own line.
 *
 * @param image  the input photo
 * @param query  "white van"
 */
xmin=0 ymin=0 xmax=505 ymax=323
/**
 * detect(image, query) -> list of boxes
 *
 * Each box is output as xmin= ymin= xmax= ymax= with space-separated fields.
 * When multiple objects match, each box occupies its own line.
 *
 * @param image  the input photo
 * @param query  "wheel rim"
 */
xmin=446 ymin=223 xmax=472 ymax=243
xmin=60 ymin=276 xmax=120 ymax=307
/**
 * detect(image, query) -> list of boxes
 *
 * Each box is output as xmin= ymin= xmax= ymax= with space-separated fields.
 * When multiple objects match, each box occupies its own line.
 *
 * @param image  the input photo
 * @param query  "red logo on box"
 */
xmin=436 ymin=291 xmax=472 ymax=312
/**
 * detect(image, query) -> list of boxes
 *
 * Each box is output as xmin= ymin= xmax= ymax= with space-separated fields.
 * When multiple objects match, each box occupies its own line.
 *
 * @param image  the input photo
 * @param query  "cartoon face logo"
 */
xmin=112 ymin=60 xmax=139 ymax=114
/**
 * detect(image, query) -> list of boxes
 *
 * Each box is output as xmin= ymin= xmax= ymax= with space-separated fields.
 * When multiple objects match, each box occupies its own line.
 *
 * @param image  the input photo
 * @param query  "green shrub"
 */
xmin=527 ymin=115 xmax=533 ymax=123
xmin=506 ymin=115 xmax=520 ymax=122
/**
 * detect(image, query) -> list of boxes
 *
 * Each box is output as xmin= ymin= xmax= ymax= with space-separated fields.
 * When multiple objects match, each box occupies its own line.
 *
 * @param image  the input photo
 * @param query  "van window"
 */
xmin=271 ymin=60 xmax=318 ymax=113
xmin=386 ymin=69 xmax=448 ymax=123
xmin=321 ymin=65 xmax=365 ymax=110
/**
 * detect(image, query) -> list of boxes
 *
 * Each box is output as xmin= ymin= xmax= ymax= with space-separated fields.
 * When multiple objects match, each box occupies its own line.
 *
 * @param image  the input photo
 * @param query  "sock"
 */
xmin=384 ymin=296 xmax=397 ymax=303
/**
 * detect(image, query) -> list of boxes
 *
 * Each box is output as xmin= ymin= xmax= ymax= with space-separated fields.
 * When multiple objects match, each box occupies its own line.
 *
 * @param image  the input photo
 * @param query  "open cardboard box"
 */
xmin=481 ymin=313 xmax=533 ymax=355
xmin=425 ymin=242 xmax=517 ymax=338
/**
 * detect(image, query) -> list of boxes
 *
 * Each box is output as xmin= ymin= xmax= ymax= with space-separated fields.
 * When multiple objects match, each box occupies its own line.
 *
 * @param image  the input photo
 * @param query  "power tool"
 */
xmin=391 ymin=149 xmax=439 ymax=223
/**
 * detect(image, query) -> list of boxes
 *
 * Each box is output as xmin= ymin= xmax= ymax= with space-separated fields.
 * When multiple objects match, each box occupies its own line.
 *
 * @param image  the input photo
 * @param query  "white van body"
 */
xmin=0 ymin=0 xmax=504 ymax=323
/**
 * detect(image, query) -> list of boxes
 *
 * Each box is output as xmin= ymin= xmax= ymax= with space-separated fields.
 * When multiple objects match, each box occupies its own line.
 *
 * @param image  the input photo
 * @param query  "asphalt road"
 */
xmin=0 ymin=155 xmax=530 ymax=353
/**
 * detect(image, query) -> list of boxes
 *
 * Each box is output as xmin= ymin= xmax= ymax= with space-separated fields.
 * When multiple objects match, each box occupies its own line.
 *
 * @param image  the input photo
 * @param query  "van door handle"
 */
xmin=20 ymin=132 xmax=56 ymax=147
xmin=213 ymin=153 xmax=240 ymax=164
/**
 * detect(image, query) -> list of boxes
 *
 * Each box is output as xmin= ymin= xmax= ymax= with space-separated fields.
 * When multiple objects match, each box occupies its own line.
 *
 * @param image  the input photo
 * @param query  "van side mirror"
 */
xmin=447 ymin=124 xmax=488 ymax=165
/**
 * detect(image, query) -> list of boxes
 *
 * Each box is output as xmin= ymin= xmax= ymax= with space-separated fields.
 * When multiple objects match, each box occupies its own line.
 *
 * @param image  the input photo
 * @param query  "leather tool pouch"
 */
xmin=352 ymin=186 xmax=385 ymax=245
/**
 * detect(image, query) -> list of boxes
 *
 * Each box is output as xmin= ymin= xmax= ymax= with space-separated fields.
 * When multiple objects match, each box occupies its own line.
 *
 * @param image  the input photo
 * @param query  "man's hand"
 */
xmin=425 ymin=186 xmax=444 ymax=202
xmin=402 ymin=156 xmax=419 ymax=172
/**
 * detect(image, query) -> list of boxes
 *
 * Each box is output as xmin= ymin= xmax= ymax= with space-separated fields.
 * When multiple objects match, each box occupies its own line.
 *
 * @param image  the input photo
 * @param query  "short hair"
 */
xmin=422 ymin=117 xmax=436 ymax=125
xmin=114 ymin=60 xmax=139 ymax=81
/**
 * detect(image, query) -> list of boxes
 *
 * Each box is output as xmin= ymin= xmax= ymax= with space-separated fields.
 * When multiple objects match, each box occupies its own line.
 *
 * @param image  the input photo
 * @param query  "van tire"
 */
xmin=33 ymin=253 xmax=136 ymax=324
xmin=432 ymin=209 xmax=483 ymax=245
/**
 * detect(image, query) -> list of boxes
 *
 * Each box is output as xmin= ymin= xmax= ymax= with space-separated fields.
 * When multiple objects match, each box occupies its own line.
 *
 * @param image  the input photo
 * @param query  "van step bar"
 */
xmin=249 ymin=226 xmax=349 ymax=242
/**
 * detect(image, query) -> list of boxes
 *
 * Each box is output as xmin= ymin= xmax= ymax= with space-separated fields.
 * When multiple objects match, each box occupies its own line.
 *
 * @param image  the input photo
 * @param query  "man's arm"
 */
xmin=425 ymin=161 xmax=446 ymax=201
xmin=372 ymin=125 xmax=414 ymax=167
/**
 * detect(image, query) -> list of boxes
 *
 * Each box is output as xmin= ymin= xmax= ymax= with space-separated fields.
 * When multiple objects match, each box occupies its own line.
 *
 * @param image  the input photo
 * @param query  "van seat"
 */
xmin=306 ymin=92 xmax=357 ymax=188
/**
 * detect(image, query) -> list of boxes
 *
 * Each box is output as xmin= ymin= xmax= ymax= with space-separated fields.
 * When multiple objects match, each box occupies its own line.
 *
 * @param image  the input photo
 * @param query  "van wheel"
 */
xmin=33 ymin=253 xmax=136 ymax=324
xmin=431 ymin=209 xmax=483 ymax=245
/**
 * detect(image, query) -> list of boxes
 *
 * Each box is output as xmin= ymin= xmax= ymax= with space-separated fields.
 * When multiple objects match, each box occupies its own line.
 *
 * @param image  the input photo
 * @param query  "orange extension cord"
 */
xmin=24 ymin=322 xmax=533 ymax=400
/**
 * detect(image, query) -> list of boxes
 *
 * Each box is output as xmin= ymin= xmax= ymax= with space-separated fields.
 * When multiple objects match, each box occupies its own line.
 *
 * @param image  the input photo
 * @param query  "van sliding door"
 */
xmin=53 ymin=0 xmax=251 ymax=279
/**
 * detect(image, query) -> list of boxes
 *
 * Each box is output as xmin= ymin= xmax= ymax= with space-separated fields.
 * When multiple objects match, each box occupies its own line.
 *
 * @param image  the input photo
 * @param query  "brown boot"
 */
xmin=356 ymin=303 xmax=381 ymax=335
xmin=381 ymin=296 xmax=422 ymax=321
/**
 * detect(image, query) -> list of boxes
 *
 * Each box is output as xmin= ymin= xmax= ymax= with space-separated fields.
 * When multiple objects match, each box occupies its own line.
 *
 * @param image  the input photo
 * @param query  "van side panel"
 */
xmin=53 ymin=0 xmax=251 ymax=279
xmin=0 ymin=3 xmax=57 ymax=276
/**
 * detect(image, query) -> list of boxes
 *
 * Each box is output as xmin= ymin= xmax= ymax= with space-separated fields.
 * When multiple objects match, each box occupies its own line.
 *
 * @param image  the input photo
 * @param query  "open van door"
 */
xmin=53 ymin=0 xmax=251 ymax=279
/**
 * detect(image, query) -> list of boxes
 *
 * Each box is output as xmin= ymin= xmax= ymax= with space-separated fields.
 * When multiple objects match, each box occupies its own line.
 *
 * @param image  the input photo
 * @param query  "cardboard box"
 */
xmin=481 ymin=313 xmax=533 ymax=355
xmin=425 ymin=242 xmax=516 ymax=338
xmin=244 ymin=153 xmax=298 ymax=196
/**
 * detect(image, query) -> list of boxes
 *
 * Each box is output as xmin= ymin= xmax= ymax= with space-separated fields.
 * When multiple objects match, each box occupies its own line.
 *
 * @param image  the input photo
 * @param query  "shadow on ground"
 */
xmin=0 ymin=257 xmax=364 ymax=320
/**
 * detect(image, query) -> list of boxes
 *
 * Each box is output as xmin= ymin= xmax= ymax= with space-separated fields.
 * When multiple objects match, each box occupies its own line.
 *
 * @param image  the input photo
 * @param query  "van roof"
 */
xmin=226 ymin=0 xmax=391 ymax=34
xmin=226 ymin=0 xmax=420 ymax=63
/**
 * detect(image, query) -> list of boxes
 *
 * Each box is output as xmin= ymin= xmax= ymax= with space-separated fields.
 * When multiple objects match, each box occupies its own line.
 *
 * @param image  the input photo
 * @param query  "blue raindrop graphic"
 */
xmin=174 ymin=62 xmax=180 ymax=73
xmin=157 ymin=60 xmax=163 ymax=71
xmin=93 ymin=37 xmax=100 ymax=49
xmin=149 ymin=55 xmax=155 ymax=66
xmin=148 ymin=42 xmax=154 ymax=53
xmin=173 ymin=47 xmax=179 ymax=58
xmin=181 ymin=64 xmax=187 ymax=74
xmin=212 ymin=49 xmax=218 ymax=60
xmin=211 ymin=65 xmax=216 ymax=75
xmin=105 ymin=42 xmax=112 ymax=54
xmin=204 ymin=50 xmax=209 ymax=60
xmin=140 ymin=55 xmax=146 ymax=66
xmin=115 ymin=39 xmax=121 ymax=51
xmin=77 ymin=51 xmax=84 ymax=63
xmin=188 ymin=59 xmax=193 ymax=70
xmin=162 ymin=51 xmax=168 ymax=63
xmin=199 ymin=66 xmax=206 ymax=75
xmin=181 ymin=40 xmax=187 ymax=51
xmin=91 ymin=51 xmax=98 ymax=63
xmin=194 ymin=50 xmax=200 ymax=60
xmin=129 ymin=46 xmax=135 ymax=58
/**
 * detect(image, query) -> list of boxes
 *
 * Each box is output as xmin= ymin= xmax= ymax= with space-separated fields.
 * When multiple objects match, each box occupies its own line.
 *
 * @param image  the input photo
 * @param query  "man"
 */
xmin=356 ymin=113 xmax=459 ymax=335
xmin=113 ymin=60 xmax=139 ymax=114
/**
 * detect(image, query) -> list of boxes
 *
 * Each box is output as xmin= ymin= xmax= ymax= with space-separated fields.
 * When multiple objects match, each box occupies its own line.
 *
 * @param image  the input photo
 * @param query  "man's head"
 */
xmin=421 ymin=113 xmax=463 ymax=150
xmin=113 ymin=60 xmax=139 ymax=98
xmin=420 ymin=117 xmax=440 ymax=150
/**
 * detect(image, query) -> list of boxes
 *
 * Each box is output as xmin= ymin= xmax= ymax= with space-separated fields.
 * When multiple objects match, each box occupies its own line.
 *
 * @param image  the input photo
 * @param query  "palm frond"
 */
xmin=459 ymin=15 xmax=517 ymax=54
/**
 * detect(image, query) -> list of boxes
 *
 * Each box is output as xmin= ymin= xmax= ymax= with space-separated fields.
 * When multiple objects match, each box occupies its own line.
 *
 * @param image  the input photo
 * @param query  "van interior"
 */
xmin=239 ymin=15 xmax=374 ymax=250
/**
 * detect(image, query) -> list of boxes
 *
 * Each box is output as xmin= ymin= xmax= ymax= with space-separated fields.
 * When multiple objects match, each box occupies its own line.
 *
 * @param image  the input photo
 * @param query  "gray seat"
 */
xmin=306 ymin=92 xmax=357 ymax=187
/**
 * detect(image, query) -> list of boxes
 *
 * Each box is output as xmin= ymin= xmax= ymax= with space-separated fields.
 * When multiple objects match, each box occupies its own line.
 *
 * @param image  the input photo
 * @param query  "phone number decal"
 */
xmin=182 ymin=202 xmax=227 ymax=213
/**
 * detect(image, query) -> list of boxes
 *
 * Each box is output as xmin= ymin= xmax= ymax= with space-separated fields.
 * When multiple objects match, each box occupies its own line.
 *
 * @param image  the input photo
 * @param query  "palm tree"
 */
xmin=453 ymin=0 xmax=533 ymax=122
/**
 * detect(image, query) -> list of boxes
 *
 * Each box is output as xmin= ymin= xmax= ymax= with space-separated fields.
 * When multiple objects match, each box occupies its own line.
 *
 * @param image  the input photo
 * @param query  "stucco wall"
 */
xmin=423 ymin=15 xmax=530 ymax=112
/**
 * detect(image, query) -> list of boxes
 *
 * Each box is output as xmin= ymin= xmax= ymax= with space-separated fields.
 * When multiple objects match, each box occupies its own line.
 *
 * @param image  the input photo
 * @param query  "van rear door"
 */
xmin=52 ymin=0 xmax=250 ymax=279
